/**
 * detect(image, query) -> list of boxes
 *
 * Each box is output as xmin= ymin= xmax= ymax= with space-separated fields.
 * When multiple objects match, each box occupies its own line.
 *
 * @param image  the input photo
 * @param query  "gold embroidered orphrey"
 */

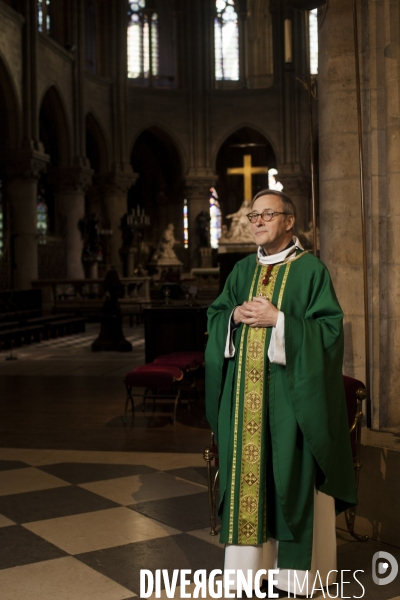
xmin=228 ymin=262 xmax=291 ymax=545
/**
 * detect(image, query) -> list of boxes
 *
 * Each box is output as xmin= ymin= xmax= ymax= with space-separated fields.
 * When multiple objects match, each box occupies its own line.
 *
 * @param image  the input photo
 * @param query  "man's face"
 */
xmin=250 ymin=195 xmax=295 ymax=254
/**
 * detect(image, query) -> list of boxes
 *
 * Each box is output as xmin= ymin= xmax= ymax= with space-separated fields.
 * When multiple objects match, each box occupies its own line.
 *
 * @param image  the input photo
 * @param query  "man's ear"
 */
xmin=286 ymin=215 xmax=295 ymax=231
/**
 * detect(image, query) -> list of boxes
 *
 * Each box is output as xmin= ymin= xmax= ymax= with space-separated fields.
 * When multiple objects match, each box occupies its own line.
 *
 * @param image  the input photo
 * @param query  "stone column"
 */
xmin=7 ymin=151 xmax=49 ymax=289
xmin=184 ymin=176 xmax=216 ymax=267
xmin=318 ymin=0 xmax=365 ymax=385
xmin=9 ymin=178 xmax=39 ymax=289
xmin=277 ymin=170 xmax=310 ymax=234
xmin=104 ymin=168 xmax=138 ymax=276
xmin=382 ymin=0 xmax=400 ymax=428
xmin=52 ymin=167 xmax=93 ymax=280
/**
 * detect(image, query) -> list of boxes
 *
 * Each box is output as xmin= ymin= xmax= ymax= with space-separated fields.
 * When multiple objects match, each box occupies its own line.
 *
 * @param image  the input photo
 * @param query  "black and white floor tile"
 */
xmin=0 ymin=325 xmax=399 ymax=598
xmin=0 ymin=449 xmax=223 ymax=599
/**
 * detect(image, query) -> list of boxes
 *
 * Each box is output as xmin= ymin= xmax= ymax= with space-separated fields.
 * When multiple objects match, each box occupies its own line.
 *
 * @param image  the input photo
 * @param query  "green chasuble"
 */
xmin=205 ymin=250 xmax=357 ymax=571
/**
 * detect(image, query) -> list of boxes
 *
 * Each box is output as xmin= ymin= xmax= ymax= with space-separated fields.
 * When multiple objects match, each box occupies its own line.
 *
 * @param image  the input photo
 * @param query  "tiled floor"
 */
xmin=0 ymin=324 xmax=210 ymax=452
xmin=0 ymin=326 xmax=400 ymax=599
xmin=0 ymin=449 xmax=400 ymax=599
xmin=0 ymin=449 xmax=222 ymax=599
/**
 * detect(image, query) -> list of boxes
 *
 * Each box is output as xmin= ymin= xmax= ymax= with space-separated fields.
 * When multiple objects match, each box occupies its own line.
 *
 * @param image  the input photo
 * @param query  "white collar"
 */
xmin=257 ymin=237 xmax=304 ymax=265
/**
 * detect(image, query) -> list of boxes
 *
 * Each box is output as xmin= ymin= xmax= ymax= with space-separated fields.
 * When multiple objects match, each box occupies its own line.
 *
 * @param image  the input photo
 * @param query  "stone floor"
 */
xmin=0 ymin=324 xmax=399 ymax=599
xmin=0 ymin=324 xmax=210 ymax=453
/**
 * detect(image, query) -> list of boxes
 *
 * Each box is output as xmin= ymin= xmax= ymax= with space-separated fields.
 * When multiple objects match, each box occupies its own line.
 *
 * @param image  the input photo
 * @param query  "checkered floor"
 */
xmin=1 ymin=449 xmax=400 ymax=599
xmin=1 ymin=327 xmax=400 ymax=599
xmin=0 ymin=449 xmax=223 ymax=599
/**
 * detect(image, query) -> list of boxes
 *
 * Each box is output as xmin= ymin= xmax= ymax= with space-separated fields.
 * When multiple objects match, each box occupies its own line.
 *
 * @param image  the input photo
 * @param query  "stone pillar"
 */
xmin=7 ymin=151 xmax=49 ymax=289
xmin=277 ymin=171 xmax=310 ymax=233
xmin=104 ymin=168 xmax=138 ymax=276
xmin=52 ymin=167 xmax=93 ymax=280
xmin=318 ymin=0 xmax=365 ymax=386
xmin=381 ymin=0 xmax=400 ymax=428
xmin=9 ymin=178 xmax=39 ymax=289
xmin=184 ymin=176 xmax=216 ymax=267
xmin=57 ymin=191 xmax=85 ymax=279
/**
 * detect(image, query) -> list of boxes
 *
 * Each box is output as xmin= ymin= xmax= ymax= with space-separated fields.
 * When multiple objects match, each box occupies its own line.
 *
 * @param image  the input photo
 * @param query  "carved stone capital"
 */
xmin=49 ymin=166 xmax=94 ymax=194
xmin=103 ymin=165 xmax=139 ymax=195
xmin=278 ymin=173 xmax=311 ymax=197
xmin=183 ymin=176 xmax=217 ymax=199
xmin=4 ymin=148 xmax=50 ymax=181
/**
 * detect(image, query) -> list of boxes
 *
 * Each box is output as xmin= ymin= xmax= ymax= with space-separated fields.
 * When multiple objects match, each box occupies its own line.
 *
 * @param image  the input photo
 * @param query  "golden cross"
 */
xmin=227 ymin=154 xmax=269 ymax=201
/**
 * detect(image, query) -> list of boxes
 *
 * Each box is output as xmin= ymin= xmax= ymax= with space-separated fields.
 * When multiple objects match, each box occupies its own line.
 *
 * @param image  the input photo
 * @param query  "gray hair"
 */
xmin=251 ymin=189 xmax=296 ymax=219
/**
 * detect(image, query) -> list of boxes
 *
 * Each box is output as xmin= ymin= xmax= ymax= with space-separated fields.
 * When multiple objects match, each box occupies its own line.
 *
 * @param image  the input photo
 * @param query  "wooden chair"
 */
xmin=123 ymin=364 xmax=184 ymax=424
xmin=203 ymin=374 xmax=367 ymax=538
xmin=343 ymin=375 xmax=368 ymax=541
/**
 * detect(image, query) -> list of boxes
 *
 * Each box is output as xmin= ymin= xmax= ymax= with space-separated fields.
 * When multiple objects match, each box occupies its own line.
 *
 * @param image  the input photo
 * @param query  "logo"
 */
xmin=372 ymin=551 xmax=399 ymax=586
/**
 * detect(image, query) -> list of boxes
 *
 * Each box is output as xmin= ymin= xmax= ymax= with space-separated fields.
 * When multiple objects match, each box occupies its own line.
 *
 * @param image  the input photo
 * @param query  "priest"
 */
xmin=205 ymin=189 xmax=357 ymax=595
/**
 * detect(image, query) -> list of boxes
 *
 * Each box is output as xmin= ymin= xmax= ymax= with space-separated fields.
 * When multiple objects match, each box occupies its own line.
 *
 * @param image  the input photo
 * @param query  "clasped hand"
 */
xmin=233 ymin=296 xmax=279 ymax=328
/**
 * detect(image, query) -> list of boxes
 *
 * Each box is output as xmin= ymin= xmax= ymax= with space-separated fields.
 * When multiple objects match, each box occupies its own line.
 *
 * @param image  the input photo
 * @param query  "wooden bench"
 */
xmin=0 ymin=316 xmax=86 ymax=350
xmin=0 ymin=325 xmax=45 ymax=350
xmin=0 ymin=321 xmax=20 ymax=332
xmin=42 ymin=317 xmax=86 ymax=339
xmin=0 ymin=309 xmax=42 ymax=324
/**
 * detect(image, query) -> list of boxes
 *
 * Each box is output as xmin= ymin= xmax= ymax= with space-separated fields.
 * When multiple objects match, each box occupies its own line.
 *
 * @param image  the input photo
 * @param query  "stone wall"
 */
xmin=319 ymin=0 xmax=400 ymax=430
xmin=0 ymin=2 xmax=23 ymax=109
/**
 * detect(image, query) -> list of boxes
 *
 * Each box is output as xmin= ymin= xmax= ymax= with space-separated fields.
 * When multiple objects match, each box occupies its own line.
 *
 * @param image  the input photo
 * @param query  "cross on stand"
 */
xmin=227 ymin=154 xmax=269 ymax=201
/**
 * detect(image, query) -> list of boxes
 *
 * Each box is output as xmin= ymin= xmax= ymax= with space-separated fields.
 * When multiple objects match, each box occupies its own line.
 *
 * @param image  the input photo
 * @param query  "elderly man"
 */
xmin=205 ymin=189 xmax=357 ymax=596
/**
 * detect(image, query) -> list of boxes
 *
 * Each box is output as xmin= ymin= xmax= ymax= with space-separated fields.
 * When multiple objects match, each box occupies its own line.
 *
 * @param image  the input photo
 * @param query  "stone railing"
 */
xmin=32 ymin=277 xmax=151 ymax=316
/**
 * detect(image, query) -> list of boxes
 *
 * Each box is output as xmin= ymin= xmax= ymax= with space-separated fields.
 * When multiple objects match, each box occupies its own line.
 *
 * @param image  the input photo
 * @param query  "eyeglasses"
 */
xmin=246 ymin=210 xmax=290 ymax=223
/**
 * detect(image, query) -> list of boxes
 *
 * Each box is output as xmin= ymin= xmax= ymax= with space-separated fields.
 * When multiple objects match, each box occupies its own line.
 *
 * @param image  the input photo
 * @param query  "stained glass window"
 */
xmin=127 ymin=1 xmax=159 ymax=82
xmin=210 ymin=188 xmax=222 ymax=249
xmin=37 ymin=187 xmax=48 ymax=244
xmin=38 ymin=0 xmax=51 ymax=33
xmin=215 ymin=0 xmax=239 ymax=81
xmin=309 ymin=9 xmax=318 ymax=75
xmin=183 ymin=199 xmax=189 ymax=248
xmin=268 ymin=168 xmax=283 ymax=192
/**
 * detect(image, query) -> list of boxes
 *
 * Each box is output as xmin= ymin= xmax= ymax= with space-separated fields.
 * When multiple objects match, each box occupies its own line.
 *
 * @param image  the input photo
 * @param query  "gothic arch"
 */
xmin=0 ymin=51 xmax=21 ymax=152
xmin=39 ymin=85 xmax=71 ymax=166
xmin=129 ymin=124 xmax=187 ymax=176
xmin=214 ymin=126 xmax=279 ymax=218
xmin=129 ymin=126 xmax=184 ymax=250
xmin=211 ymin=123 xmax=280 ymax=172
xmin=85 ymin=112 xmax=110 ymax=174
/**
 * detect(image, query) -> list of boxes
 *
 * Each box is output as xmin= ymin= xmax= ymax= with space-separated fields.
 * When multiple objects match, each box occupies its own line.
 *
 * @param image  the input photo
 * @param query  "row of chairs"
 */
xmin=0 ymin=314 xmax=87 ymax=351
xmin=123 ymin=351 xmax=205 ymax=423
xmin=0 ymin=308 xmax=42 ymax=324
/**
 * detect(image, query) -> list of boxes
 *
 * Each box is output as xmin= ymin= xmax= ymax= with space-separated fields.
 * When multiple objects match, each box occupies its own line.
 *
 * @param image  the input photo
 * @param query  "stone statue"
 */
xmin=225 ymin=200 xmax=254 ymax=243
xmin=151 ymin=223 xmax=181 ymax=263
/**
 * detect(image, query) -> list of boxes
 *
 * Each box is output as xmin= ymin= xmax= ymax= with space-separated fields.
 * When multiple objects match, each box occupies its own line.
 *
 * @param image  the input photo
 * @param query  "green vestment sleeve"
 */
xmin=205 ymin=262 xmax=240 ymax=441
xmin=280 ymin=256 xmax=357 ymax=510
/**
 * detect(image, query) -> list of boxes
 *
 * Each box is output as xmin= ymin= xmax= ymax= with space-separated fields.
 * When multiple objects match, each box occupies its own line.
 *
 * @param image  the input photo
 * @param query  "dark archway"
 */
xmin=130 ymin=127 xmax=183 ymax=257
xmin=0 ymin=55 xmax=20 ymax=156
xmin=39 ymin=86 xmax=71 ymax=168
xmin=38 ymin=86 xmax=71 ymax=237
xmin=86 ymin=112 xmax=109 ymax=174
xmin=0 ymin=55 xmax=20 ymax=289
xmin=215 ymin=126 xmax=278 ymax=220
